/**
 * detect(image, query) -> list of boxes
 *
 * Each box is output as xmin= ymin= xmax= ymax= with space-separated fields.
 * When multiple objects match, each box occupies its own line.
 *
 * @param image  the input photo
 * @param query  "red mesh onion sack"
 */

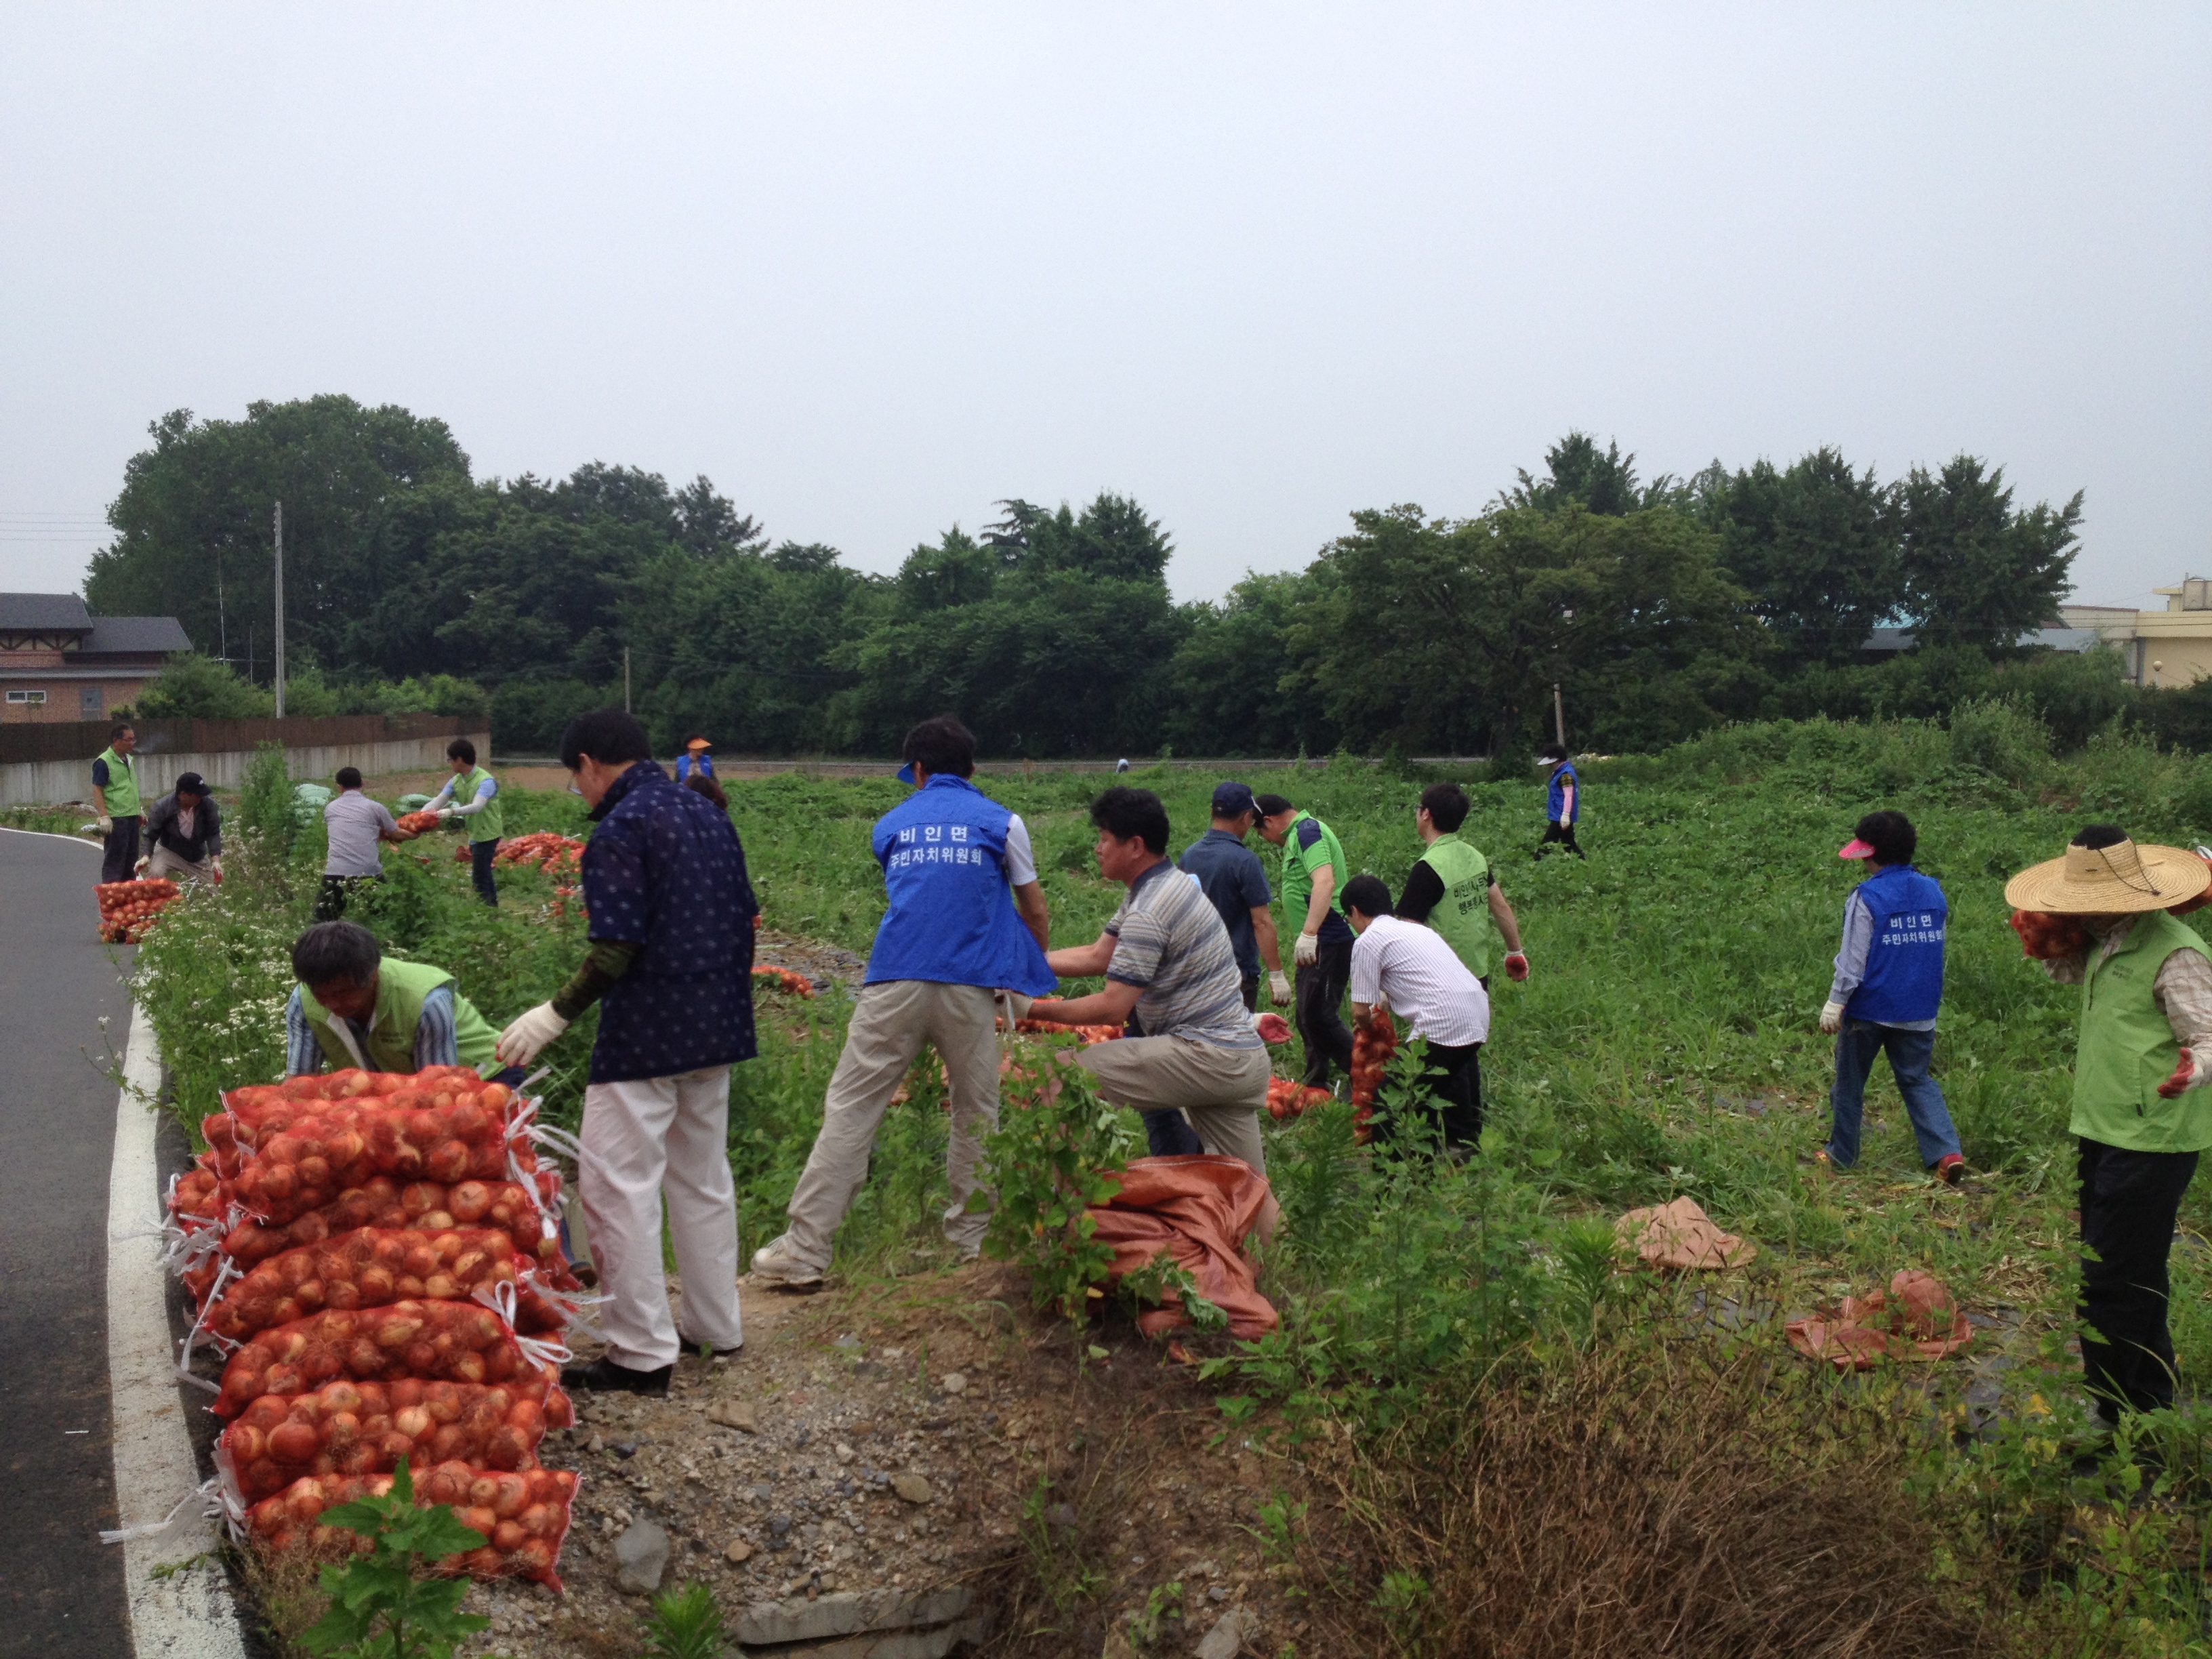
xmin=220 ymin=1377 xmax=569 ymax=1499
xmin=242 ymin=1460 xmax=577 ymax=1587
xmin=201 ymin=1227 xmax=571 ymax=1345
xmin=213 ymin=1300 xmax=562 ymax=1420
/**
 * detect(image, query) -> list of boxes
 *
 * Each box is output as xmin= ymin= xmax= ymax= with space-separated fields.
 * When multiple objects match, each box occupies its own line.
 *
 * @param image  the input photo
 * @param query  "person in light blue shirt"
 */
xmin=1814 ymin=809 xmax=1963 ymax=1181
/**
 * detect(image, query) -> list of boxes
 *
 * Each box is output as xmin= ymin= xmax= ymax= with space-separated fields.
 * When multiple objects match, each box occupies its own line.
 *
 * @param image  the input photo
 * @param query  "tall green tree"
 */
xmin=1164 ymin=570 xmax=1334 ymax=756
xmin=1710 ymin=448 xmax=1901 ymax=665
xmin=1896 ymin=455 xmax=2083 ymax=649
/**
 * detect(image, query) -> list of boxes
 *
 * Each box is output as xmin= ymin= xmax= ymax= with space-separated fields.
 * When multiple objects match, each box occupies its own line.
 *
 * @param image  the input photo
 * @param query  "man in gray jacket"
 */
xmin=139 ymin=772 xmax=223 ymax=884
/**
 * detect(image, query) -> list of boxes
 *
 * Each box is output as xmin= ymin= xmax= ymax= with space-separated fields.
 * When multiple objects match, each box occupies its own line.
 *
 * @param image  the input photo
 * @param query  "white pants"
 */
xmin=579 ymin=1065 xmax=743 ymax=1370
xmin=781 ymin=981 xmax=1001 ymax=1271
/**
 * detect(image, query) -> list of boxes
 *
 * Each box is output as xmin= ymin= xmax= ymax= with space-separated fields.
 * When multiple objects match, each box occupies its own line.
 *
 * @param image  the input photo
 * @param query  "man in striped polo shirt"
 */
xmin=1029 ymin=786 xmax=1272 ymax=1173
xmin=1344 ymin=874 xmax=1491 ymax=1155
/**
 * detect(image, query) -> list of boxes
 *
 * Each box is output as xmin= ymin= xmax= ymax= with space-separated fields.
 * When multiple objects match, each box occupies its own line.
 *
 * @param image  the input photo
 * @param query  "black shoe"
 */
xmin=562 ymin=1356 xmax=674 ymax=1396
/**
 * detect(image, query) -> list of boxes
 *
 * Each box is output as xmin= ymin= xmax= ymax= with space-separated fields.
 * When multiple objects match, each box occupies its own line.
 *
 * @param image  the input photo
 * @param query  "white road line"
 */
xmin=106 ymin=1000 xmax=248 ymax=1659
xmin=0 ymin=824 xmax=102 ymax=846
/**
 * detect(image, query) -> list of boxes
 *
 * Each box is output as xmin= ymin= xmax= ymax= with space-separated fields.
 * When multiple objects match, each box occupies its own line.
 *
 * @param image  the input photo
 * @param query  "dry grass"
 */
xmin=1304 ymin=1338 xmax=2000 ymax=1659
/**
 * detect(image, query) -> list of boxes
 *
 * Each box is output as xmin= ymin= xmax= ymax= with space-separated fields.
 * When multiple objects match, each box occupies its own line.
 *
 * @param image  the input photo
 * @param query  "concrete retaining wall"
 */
xmin=1 ymin=724 xmax=490 ymax=808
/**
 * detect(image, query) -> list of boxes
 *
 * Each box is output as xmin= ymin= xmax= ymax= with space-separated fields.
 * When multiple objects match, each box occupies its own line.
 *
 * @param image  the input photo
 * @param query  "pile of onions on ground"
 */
xmin=95 ymin=878 xmax=180 ymax=943
xmin=168 ymin=1065 xmax=584 ymax=1587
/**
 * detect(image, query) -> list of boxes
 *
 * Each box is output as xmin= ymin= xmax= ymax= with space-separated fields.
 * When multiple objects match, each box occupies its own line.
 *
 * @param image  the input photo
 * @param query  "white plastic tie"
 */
xmin=99 ymin=1477 xmax=223 ymax=1545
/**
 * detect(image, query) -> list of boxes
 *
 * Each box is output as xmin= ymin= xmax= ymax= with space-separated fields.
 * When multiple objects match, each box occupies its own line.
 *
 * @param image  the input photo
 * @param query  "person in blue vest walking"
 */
xmin=1536 ymin=743 xmax=1583 ymax=858
xmin=751 ymin=714 xmax=1055 ymax=1289
xmin=1814 ymin=810 xmax=1965 ymax=1183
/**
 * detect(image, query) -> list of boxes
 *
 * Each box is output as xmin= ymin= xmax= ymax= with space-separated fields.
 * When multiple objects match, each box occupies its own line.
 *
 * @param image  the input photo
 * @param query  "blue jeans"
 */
xmin=1826 ymin=1020 xmax=1961 ymax=1168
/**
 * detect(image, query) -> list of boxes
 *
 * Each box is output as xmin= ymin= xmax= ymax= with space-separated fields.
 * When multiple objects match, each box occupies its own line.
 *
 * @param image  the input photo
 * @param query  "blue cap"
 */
xmin=1212 ymin=781 xmax=1256 ymax=817
xmin=897 ymin=762 xmax=916 ymax=785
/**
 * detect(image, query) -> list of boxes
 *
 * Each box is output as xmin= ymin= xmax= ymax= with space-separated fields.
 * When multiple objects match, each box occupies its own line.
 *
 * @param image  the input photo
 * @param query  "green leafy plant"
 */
xmin=1117 ymin=1247 xmax=1229 ymax=1335
xmin=298 ymin=1460 xmax=491 ymax=1659
xmin=1124 ymin=1578 xmax=1185 ymax=1646
xmin=977 ymin=1051 xmax=1126 ymax=1319
xmin=640 ymin=1581 xmax=725 ymax=1659
xmin=1017 ymin=1472 xmax=1107 ymax=1612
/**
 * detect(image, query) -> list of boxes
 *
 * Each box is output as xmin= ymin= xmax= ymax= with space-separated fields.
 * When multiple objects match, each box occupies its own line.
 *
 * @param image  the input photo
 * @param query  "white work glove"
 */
xmin=434 ymin=806 xmax=457 ymax=821
xmin=495 ymin=1002 xmax=569 ymax=1067
xmin=1268 ymin=970 xmax=1292 ymax=1005
xmin=998 ymin=990 xmax=1035 ymax=1025
xmin=2159 ymin=1047 xmax=2207 ymax=1099
xmin=1293 ymin=931 xmax=1319 ymax=968
xmin=98 ymin=815 xmax=112 ymax=835
xmin=1819 ymin=1000 xmax=1847 ymax=1036
xmin=211 ymin=857 xmax=224 ymax=878
xmin=133 ymin=855 xmax=149 ymax=876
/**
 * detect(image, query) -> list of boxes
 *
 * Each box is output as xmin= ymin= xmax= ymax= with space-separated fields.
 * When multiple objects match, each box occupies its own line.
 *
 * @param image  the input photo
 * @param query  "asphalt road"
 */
xmin=0 ymin=830 xmax=134 ymax=1654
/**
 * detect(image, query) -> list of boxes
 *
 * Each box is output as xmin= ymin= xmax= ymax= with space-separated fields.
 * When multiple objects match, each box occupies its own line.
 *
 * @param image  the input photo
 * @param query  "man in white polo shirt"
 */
xmin=1343 ymin=874 xmax=1490 ymax=1155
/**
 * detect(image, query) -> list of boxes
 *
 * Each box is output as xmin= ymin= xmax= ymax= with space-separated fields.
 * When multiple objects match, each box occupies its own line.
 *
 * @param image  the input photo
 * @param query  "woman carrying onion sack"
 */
xmin=2007 ymin=827 xmax=2212 ymax=1431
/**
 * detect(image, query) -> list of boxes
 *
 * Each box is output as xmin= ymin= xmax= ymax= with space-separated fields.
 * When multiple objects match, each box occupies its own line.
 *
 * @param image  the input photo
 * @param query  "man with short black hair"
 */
xmin=1178 ymin=781 xmax=1285 ymax=1013
xmin=752 ymin=714 xmax=1054 ymax=1290
xmin=1343 ymin=874 xmax=1490 ymax=1154
xmin=1033 ymin=785 xmax=1272 ymax=1173
xmin=92 ymin=721 xmax=142 ymax=882
xmin=1398 ymin=782 xmax=1525 ymax=985
xmin=141 ymin=771 xmax=222 ymax=884
xmin=317 ymin=766 xmax=412 ymax=920
xmin=496 ymin=708 xmax=759 ymax=1395
xmin=1254 ymin=792 xmax=1356 ymax=1091
xmin=425 ymin=737 xmax=504 ymax=905
xmin=285 ymin=920 xmax=501 ymax=1077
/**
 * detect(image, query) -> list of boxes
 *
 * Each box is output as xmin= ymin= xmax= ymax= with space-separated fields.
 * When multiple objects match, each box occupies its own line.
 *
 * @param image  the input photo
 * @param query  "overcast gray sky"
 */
xmin=3 ymin=5 xmax=2205 ymax=609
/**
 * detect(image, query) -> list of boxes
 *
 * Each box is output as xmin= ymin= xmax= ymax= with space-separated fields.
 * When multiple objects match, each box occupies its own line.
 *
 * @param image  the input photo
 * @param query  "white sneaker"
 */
xmin=750 ymin=1234 xmax=825 ymax=1290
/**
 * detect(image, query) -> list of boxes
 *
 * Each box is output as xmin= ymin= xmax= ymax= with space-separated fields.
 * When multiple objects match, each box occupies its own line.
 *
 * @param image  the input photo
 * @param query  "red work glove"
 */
xmin=2159 ymin=1048 xmax=2205 ymax=1099
xmin=1503 ymin=951 xmax=1529 ymax=983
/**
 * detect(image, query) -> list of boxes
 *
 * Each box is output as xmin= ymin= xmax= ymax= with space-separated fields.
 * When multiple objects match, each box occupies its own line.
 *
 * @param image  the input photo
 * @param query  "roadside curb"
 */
xmin=106 ymin=998 xmax=249 ymax=1659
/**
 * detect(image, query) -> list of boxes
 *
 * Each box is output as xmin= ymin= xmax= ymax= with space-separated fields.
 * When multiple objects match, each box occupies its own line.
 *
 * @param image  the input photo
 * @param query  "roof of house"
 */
xmin=80 ymin=616 xmax=192 ymax=655
xmin=0 ymin=593 xmax=94 ymax=632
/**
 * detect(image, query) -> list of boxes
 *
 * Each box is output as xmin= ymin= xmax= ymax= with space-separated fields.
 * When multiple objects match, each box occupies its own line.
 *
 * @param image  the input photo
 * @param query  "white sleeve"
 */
xmin=1003 ymin=815 xmax=1038 ymax=886
xmin=424 ymin=781 xmax=455 ymax=810
xmin=1349 ymin=934 xmax=1382 ymax=1005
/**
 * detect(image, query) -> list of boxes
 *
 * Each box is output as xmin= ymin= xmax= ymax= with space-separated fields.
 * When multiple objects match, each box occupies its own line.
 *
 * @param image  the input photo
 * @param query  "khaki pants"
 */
xmin=1078 ymin=1036 xmax=1271 ymax=1176
xmin=781 ymin=980 xmax=1001 ymax=1272
xmin=144 ymin=844 xmax=213 ymax=884
xmin=579 ymin=1065 xmax=743 ymax=1370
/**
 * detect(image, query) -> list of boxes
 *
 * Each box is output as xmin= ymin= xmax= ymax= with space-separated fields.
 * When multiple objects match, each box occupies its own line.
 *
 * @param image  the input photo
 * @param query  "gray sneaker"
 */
xmin=750 ymin=1234 xmax=825 ymax=1290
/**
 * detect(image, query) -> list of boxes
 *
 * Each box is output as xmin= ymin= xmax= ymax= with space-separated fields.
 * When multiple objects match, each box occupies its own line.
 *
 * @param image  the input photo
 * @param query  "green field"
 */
xmin=131 ymin=719 xmax=2212 ymax=1652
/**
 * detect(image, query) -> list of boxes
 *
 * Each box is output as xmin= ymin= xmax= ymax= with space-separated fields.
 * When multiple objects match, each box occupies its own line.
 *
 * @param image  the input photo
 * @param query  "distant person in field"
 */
xmin=496 ymin=708 xmax=758 ymax=1395
xmin=674 ymin=733 xmax=715 ymax=783
xmin=1397 ymin=781 xmax=1526 ymax=989
xmin=682 ymin=771 xmax=730 ymax=813
xmin=315 ymin=766 xmax=413 ymax=921
xmin=1535 ymin=743 xmax=1582 ymax=858
xmin=92 ymin=721 xmax=142 ymax=883
xmin=1343 ymin=875 xmax=1490 ymax=1155
xmin=1254 ymin=792 xmax=1356 ymax=1092
xmin=139 ymin=770 xmax=222 ymax=886
xmin=751 ymin=714 xmax=1054 ymax=1290
xmin=1034 ymin=786 xmax=1272 ymax=1174
xmin=285 ymin=920 xmax=499 ymax=1078
xmin=424 ymin=737 xmax=504 ymax=905
xmin=2005 ymin=826 xmax=2212 ymax=1429
xmin=1814 ymin=811 xmax=1963 ymax=1184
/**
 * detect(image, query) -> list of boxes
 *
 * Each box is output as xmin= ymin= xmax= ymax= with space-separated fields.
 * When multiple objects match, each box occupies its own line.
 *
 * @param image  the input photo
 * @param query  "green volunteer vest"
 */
xmin=457 ymin=765 xmax=504 ymax=843
xmin=1279 ymin=811 xmax=1349 ymax=924
xmin=95 ymin=746 xmax=140 ymax=817
xmin=298 ymin=958 xmax=499 ymax=1074
xmin=2071 ymin=909 xmax=2212 ymax=1153
xmin=1416 ymin=834 xmax=1496 ymax=978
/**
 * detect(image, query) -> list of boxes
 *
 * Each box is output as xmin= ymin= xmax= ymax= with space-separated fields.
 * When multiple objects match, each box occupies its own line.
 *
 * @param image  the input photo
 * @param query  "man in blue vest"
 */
xmin=1814 ymin=810 xmax=1964 ymax=1182
xmin=752 ymin=715 xmax=1055 ymax=1290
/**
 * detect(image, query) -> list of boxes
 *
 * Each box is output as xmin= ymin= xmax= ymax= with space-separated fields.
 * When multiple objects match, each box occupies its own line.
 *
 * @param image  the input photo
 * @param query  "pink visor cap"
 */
xmin=1838 ymin=838 xmax=1877 ymax=861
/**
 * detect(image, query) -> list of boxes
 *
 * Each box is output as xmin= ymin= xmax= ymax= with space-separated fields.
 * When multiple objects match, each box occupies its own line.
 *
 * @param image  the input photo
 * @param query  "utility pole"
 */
xmin=1552 ymin=682 xmax=1566 ymax=748
xmin=272 ymin=500 xmax=287 ymax=718
xmin=623 ymin=647 xmax=632 ymax=713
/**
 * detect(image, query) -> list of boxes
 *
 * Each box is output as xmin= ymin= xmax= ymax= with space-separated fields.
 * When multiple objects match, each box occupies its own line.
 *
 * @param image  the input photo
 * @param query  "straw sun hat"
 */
xmin=2004 ymin=835 xmax=2212 ymax=915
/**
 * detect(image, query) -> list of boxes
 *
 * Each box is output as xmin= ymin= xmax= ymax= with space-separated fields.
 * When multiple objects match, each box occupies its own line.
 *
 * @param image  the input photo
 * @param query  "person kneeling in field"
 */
xmin=1342 ymin=875 xmax=1490 ymax=1155
xmin=2007 ymin=826 xmax=2212 ymax=1429
xmin=751 ymin=715 xmax=1055 ymax=1290
xmin=1031 ymin=786 xmax=1273 ymax=1174
xmin=285 ymin=920 xmax=501 ymax=1078
xmin=1814 ymin=810 xmax=1964 ymax=1183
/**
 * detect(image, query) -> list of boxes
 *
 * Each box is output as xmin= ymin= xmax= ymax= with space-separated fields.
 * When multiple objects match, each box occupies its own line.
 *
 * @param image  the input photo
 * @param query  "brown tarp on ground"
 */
xmin=1786 ymin=1269 xmax=1974 ymax=1372
xmin=1615 ymin=1195 xmax=1758 ymax=1271
xmin=1088 ymin=1155 xmax=1281 ymax=1340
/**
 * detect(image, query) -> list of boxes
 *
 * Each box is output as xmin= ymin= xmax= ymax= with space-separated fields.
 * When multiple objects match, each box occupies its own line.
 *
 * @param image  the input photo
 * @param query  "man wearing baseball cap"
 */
xmin=1177 ymin=781 xmax=1286 ymax=1016
xmin=139 ymin=771 xmax=223 ymax=885
xmin=2007 ymin=825 xmax=2212 ymax=1429
xmin=1814 ymin=810 xmax=1964 ymax=1183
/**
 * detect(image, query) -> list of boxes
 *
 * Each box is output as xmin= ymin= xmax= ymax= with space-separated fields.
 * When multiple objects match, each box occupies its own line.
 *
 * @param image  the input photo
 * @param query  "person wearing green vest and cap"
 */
xmin=1254 ymin=792 xmax=1357 ymax=1091
xmin=92 ymin=720 xmax=143 ymax=883
xmin=1396 ymin=782 xmax=1529 ymax=988
xmin=283 ymin=919 xmax=502 ymax=1077
xmin=424 ymin=737 xmax=505 ymax=906
xmin=2007 ymin=825 xmax=2212 ymax=1431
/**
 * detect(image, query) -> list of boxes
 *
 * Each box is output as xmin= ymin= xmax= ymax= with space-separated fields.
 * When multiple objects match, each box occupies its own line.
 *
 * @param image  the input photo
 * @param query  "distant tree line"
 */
xmin=91 ymin=396 xmax=2150 ymax=759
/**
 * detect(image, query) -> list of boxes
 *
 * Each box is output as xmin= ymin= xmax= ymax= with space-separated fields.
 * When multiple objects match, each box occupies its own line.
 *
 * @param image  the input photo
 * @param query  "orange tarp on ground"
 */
xmin=1616 ymin=1195 xmax=1758 ymax=1271
xmin=1088 ymin=1155 xmax=1281 ymax=1340
xmin=1786 ymin=1269 xmax=1974 ymax=1372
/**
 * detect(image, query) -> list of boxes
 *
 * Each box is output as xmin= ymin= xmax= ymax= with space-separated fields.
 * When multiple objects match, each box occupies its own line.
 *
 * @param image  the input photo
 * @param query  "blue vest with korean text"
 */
xmin=864 ymin=775 xmax=1055 ymax=995
xmin=1845 ymin=863 xmax=1947 ymax=1025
